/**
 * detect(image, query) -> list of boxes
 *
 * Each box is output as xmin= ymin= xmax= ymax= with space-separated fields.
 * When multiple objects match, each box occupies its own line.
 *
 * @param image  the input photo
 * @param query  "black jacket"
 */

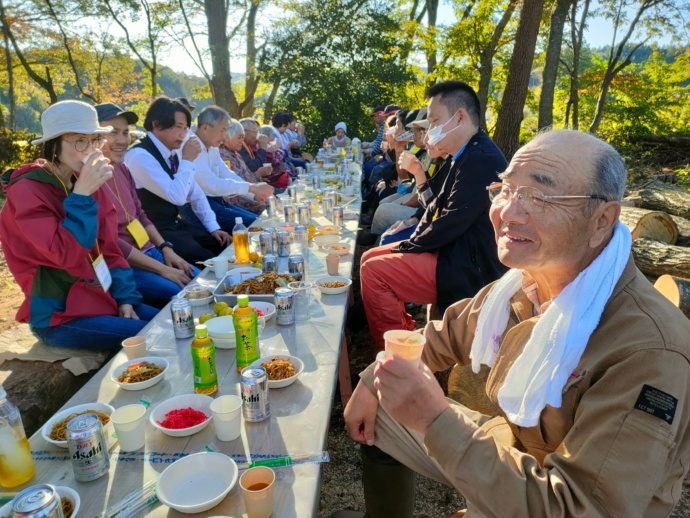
xmin=395 ymin=130 xmax=508 ymax=311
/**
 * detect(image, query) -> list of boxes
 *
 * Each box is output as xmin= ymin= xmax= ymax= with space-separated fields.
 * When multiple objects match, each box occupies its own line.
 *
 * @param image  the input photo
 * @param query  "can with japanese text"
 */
xmin=284 ymin=205 xmax=296 ymax=224
xmin=332 ymin=206 xmax=344 ymax=227
xmin=171 ymin=296 xmax=195 ymax=339
xmin=275 ymin=287 xmax=295 ymax=325
xmin=262 ymin=254 xmax=278 ymax=274
xmin=241 ymin=366 xmax=270 ymax=422
xmin=266 ymin=196 xmax=277 ymax=218
xmin=288 ymin=254 xmax=305 ymax=281
xmin=264 ymin=227 xmax=278 ymax=252
xmin=10 ymin=485 xmax=63 ymax=518
xmin=277 ymin=231 xmax=291 ymax=257
xmin=298 ymin=204 xmax=310 ymax=225
xmin=66 ymin=413 xmax=110 ymax=482
xmin=259 ymin=232 xmax=275 ymax=255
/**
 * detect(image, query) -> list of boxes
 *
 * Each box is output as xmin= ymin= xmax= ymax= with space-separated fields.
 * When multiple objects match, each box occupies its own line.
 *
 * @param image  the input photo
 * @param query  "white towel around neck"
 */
xmin=469 ymin=221 xmax=632 ymax=427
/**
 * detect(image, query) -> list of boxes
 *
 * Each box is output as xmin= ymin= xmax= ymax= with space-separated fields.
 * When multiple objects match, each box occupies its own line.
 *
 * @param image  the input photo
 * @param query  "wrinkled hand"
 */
xmin=257 ymin=134 xmax=269 ymax=150
xmin=119 ymin=304 xmax=139 ymax=320
xmin=257 ymin=165 xmax=274 ymax=178
xmin=267 ymin=140 xmax=280 ymax=153
xmin=162 ymin=248 xmax=194 ymax=277
xmin=181 ymin=136 xmax=201 ymax=162
xmin=212 ymin=230 xmax=232 ymax=247
xmin=74 ymin=151 xmax=113 ymax=196
xmin=373 ymin=358 xmax=449 ymax=434
xmin=249 ymin=182 xmax=274 ymax=203
xmin=344 ymin=381 xmax=380 ymax=446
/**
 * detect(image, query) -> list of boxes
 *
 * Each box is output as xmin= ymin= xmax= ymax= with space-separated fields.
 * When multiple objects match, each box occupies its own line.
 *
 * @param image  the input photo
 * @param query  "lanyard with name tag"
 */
xmin=126 ymin=219 xmax=149 ymax=249
xmin=91 ymin=253 xmax=112 ymax=292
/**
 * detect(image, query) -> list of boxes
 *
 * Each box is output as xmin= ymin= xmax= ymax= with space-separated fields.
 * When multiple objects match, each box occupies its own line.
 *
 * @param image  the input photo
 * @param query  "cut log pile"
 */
xmin=623 ymin=180 xmax=690 ymax=317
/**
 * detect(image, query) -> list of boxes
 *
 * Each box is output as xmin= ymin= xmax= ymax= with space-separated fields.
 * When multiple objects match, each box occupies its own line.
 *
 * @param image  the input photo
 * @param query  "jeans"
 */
xmin=180 ymin=197 xmax=257 ymax=232
xmin=31 ymin=304 xmax=160 ymax=351
xmin=131 ymin=247 xmax=201 ymax=309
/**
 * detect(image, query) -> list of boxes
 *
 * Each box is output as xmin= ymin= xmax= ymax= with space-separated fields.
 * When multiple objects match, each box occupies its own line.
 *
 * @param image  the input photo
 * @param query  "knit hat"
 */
xmin=335 ymin=122 xmax=347 ymax=133
xmin=32 ymin=101 xmax=113 ymax=145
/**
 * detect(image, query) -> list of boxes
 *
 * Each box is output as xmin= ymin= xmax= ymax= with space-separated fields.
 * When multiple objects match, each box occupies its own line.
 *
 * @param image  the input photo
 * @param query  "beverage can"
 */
xmin=332 ymin=206 xmax=344 ymax=227
xmin=266 ymin=196 xmax=277 ymax=218
xmin=284 ymin=205 xmax=296 ymax=224
xmin=240 ymin=367 xmax=270 ymax=422
xmin=277 ymin=231 xmax=291 ymax=257
xmin=323 ymin=198 xmax=334 ymax=218
xmin=264 ymin=227 xmax=278 ymax=252
xmin=66 ymin=414 xmax=110 ymax=482
xmin=259 ymin=232 xmax=275 ymax=255
xmin=275 ymin=287 xmax=295 ymax=325
xmin=262 ymin=254 xmax=278 ymax=274
xmin=287 ymin=254 xmax=305 ymax=281
xmin=298 ymin=204 xmax=310 ymax=225
xmin=288 ymin=186 xmax=298 ymax=202
xmin=171 ymin=297 xmax=195 ymax=339
xmin=311 ymin=176 xmax=319 ymax=189
xmin=11 ymin=484 xmax=63 ymax=518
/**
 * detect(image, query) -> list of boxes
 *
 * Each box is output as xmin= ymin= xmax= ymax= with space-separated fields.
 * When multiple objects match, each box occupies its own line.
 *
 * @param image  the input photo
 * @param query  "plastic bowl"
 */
xmin=150 ymin=394 xmax=213 ymax=437
xmin=179 ymin=285 xmax=214 ymax=306
xmin=205 ymin=315 xmax=235 ymax=338
xmin=251 ymin=355 xmax=304 ymax=389
xmin=313 ymin=234 xmax=340 ymax=247
xmin=157 ymin=452 xmax=238 ymax=514
xmin=322 ymin=242 xmax=351 ymax=256
xmin=233 ymin=301 xmax=276 ymax=322
xmin=42 ymin=403 xmax=115 ymax=448
xmin=110 ymin=356 xmax=169 ymax=391
xmin=315 ymin=275 xmax=352 ymax=295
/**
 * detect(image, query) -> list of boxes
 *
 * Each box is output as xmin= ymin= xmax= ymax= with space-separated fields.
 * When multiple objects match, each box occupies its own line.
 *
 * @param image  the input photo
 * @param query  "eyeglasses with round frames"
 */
xmin=486 ymin=182 xmax=609 ymax=213
xmin=62 ymin=136 xmax=107 ymax=152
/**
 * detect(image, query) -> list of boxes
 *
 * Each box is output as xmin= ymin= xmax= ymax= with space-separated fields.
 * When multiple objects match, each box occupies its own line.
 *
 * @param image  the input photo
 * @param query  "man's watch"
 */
xmin=158 ymin=241 xmax=174 ymax=252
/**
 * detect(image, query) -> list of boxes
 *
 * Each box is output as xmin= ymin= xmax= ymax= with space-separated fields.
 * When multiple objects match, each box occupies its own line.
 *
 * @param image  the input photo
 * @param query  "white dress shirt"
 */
xmin=125 ymin=132 xmax=221 ymax=233
xmin=190 ymin=133 xmax=250 ymax=197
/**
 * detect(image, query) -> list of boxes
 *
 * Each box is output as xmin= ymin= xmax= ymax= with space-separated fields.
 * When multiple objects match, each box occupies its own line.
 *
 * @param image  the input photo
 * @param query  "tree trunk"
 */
xmin=620 ymin=206 xmax=690 ymax=247
xmin=263 ymin=77 xmax=282 ymax=124
xmin=629 ymin=181 xmax=690 ymax=220
xmin=425 ymin=0 xmax=438 ymax=75
xmin=493 ymin=0 xmax=545 ymax=159
xmin=240 ymin=0 xmax=260 ymax=117
xmin=654 ymin=275 xmax=690 ymax=319
xmin=538 ymin=0 xmax=571 ymax=130
xmin=1 ymin=12 xmax=13 ymax=129
xmin=632 ymin=239 xmax=690 ymax=279
xmin=619 ymin=207 xmax=678 ymax=244
xmin=205 ymin=0 xmax=239 ymax=116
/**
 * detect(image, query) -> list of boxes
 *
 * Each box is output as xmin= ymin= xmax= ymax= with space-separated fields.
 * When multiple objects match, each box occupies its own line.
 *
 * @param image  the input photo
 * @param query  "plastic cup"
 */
xmin=326 ymin=253 xmax=340 ymax=276
xmin=209 ymin=395 xmax=242 ymax=442
xmin=240 ymin=466 xmax=275 ymax=518
xmin=111 ymin=404 xmax=146 ymax=452
xmin=288 ymin=281 xmax=313 ymax=321
xmin=212 ymin=257 xmax=228 ymax=280
xmin=399 ymin=150 xmax=416 ymax=170
xmin=381 ymin=330 xmax=427 ymax=367
xmin=122 ymin=336 xmax=147 ymax=359
xmin=263 ymin=162 xmax=272 ymax=168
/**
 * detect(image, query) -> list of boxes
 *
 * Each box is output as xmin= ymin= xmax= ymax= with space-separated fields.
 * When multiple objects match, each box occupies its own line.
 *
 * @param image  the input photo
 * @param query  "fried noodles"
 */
xmin=116 ymin=362 xmax=164 ymax=384
xmin=49 ymin=410 xmax=111 ymax=441
xmin=261 ymin=357 xmax=297 ymax=380
xmin=224 ymin=273 xmax=296 ymax=294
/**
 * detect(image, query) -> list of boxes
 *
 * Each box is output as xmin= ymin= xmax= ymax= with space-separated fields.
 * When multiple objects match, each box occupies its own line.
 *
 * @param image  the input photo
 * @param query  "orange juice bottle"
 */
xmin=0 ymin=386 xmax=35 ymax=488
xmin=191 ymin=325 xmax=218 ymax=395
xmin=233 ymin=217 xmax=250 ymax=264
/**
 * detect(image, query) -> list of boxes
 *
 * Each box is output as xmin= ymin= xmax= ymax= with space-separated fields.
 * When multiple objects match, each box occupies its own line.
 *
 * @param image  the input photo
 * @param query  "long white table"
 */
xmin=24 ymin=191 xmax=360 ymax=517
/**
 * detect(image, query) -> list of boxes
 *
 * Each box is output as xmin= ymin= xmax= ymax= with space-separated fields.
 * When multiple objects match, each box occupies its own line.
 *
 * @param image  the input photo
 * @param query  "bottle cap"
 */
xmin=237 ymin=294 xmax=249 ymax=307
xmin=235 ymin=217 xmax=242 ymax=224
xmin=195 ymin=325 xmax=208 ymax=338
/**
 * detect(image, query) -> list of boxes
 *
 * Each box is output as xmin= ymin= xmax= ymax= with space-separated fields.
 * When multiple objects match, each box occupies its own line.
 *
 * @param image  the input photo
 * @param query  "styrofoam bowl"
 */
xmin=150 ymin=394 xmax=213 ymax=437
xmin=250 ymin=355 xmax=304 ymax=389
xmin=317 ymin=225 xmax=341 ymax=235
xmin=42 ymin=402 xmax=115 ymax=448
xmin=110 ymin=356 xmax=169 ymax=391
xmin=179 ymin=285 xmax=214 ymax=306
xmin=157 ymin=452 xmax=238 ymax=514
xmin=322 ymin=242 xmax=351 ymax=256
xmin=315 ymin=275 xmax=353 ymax=295
xmin=205 ymin=315 xmax=235 ymax=338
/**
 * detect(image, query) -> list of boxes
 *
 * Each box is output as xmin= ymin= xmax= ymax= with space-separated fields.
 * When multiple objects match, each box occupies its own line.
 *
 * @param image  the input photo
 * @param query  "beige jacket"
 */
xmin=361 ymin=257 xmax=690 ymax=517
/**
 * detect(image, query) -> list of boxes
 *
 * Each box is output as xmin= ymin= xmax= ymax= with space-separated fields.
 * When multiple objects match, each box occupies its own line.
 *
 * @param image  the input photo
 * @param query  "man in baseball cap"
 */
xmin=369 ymin=106 xmax=385 ymax=117
xmin=177 ymin=97 xmax=196 ymax=112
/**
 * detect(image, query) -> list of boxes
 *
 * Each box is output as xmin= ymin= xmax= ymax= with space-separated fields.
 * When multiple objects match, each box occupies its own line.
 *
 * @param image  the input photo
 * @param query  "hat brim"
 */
xmin=31 ymin=126 xmax=113 ymax=146
xmin=369 ymin=111 xmax=383 ymax=117
xmin=408 ymin=120 xmax=429 ymax=129
xmin=117 ymin=111 xmax=139 ymax=125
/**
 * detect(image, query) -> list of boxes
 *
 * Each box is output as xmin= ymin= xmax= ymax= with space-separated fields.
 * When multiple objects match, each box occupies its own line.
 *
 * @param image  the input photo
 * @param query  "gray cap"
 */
xmin=95 ymin=102 xmax=139 ymax=125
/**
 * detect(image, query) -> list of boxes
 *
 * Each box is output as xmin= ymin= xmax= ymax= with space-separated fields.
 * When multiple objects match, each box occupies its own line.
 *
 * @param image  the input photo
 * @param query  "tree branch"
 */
xmin=178 ymin=0 xmax=211 ymax=80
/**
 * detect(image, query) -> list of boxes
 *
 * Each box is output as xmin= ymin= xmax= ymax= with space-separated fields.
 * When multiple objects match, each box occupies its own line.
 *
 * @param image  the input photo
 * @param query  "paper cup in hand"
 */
xmin=263 ymin=163 xmax=272 ymax=168
xmin=399 ymin=151 xmax=416 ymax=171
xmin=122 ymin=336 xmax=147 ymax=359
xmin=382 ymin=330 xmax=426 ymax=366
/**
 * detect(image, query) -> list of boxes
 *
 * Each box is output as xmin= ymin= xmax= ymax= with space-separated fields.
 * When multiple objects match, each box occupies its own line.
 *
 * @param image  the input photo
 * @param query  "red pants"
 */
xmin=360 ymin=242 xmax=438 ymax=348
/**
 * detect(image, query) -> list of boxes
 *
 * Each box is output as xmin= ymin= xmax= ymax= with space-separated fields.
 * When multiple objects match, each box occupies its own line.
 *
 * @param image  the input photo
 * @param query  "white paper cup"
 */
xmin=326 ymin=253 xmax=340 ymax=276
xmin=400 ymin=150 xmax=416 ymax=170
xmin=382 ymin=330 xmax=426 ymax=367
xmin=263 ymin=163 xmax=272 ymax=168
xmin=240 ymin=466 xmax=275 ymax=518
xmin=111 ymin=404 xmax=147 ymax=452
xmin=122 ymin=336 xmax=147 ymax=359
xmin=209 ymin=395 xmax=242 ymax=442
xmin=212 ymin=257 xmax=229 ymax=280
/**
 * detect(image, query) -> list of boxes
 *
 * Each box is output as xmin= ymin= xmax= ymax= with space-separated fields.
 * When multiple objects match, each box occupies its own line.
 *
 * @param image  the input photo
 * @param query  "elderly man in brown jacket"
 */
xmin=336 ymin=129 xmax=690 ymax=518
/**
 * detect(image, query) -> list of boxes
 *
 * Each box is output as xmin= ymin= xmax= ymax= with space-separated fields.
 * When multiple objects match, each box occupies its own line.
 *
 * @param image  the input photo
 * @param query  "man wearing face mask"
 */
xmin=360 ymin=80 xmax=508 ymax=348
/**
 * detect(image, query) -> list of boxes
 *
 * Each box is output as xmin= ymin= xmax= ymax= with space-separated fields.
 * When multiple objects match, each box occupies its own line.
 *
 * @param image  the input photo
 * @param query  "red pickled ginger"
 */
xmin=157 ymin=407 xmax=208 ymax=429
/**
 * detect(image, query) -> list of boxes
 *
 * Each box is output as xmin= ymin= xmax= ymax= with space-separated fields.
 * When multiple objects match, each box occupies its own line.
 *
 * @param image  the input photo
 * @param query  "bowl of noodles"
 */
xmin=41 ymin=402 xmax=115 ymax=449
xmin=110 ymin=356 xmax=169 ymax=391
xmin=250 ymin=355 xmax=304 ymax=389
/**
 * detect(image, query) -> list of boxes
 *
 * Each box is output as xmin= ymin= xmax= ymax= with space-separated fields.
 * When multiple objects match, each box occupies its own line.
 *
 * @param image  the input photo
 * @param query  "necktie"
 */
xmin=169 ymin=154 xmax=179 ymax=174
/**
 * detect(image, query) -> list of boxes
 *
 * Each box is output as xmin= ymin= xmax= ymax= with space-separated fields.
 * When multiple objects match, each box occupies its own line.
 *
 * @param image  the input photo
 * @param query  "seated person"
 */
xmin=239 ymin=118 xmax=289 ymax=192
xmin=125 ymin=97 xmax=232 ymax=264
xmin=0 ymin=100 xmax=158 ymax=350
xmin=180 ymin=107 xmax=273 ymax=229
xmin=258 ymin=124 xmax=294 ymax=190
xmin=338 ymin=129 xmax=690 ymax=518
xmin=284 ymin=113 xmax=308 ymax=161
xmin=360 ymin=81 xmax=508 ymax=348
xmin=96 ymin=102 xmax=199 ymax=309
xmin=327 ymin=122 xmax=351 ymax=148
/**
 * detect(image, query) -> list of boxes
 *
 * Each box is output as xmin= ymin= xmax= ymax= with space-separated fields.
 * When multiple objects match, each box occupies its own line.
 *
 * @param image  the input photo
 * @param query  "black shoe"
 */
xmin=357 ymin=230 xmax=379 ymax=247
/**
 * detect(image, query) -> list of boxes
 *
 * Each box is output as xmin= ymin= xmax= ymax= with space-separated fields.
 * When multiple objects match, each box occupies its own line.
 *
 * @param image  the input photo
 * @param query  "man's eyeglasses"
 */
xmin=62 ymin=136 xmax=107 ymax=152
xmin=486 ymin=182 xmax=609 ymax=213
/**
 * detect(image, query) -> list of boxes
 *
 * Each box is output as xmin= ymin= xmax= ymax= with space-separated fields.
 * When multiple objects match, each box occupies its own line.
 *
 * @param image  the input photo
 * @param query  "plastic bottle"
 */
xmin=191 ymin=325 xmax=218 ymax=395
xmin=233 ymin=217 xmax=250 ymax=264
xmin=351 ymin=137 xmax=361 ymax=161
xmin=0 ymin=385 xmax=35 ymax=488
xmin=234 ymin=294 xmax=260 ymax=373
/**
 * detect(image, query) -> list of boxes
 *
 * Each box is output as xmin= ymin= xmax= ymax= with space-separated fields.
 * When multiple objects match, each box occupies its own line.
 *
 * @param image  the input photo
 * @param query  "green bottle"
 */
xmin=191 ymin=324 xmax=218 ymax=395
xmin=234 ymin=294 xmax=259 ymax=372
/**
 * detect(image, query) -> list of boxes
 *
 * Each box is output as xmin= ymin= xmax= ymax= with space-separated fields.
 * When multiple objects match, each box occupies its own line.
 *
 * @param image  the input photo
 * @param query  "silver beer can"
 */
xmin=11 ymin=485 xmax=63 ymax=518
xmin=275 ymin=287 xmax=295 ymax=325
xmin=332 ymin=206 xmax=344 ymax=227
xmin=262 ymin=254 xmax=278 ymax=274
xmin=288 ymin=254 xmax=305 ymax=281
xmin=284 ymin=205 xmax=296 ymax=224
xmin=241 ymin=366 xmax=270 ymax=422
xmin=298 ymin=204 xmax=310 ymax=225
xmin=171 ymin=296 xmax=195 ymax=338
xmin=264 ymin=227 xmax=278 ymax=252
xmin=66 ymin=413 xmax=110 ymax=482
xmin=323 ymin=197 xmax=334 ymax=218
xmin=326 ymin=190 xmax=338 ymax=206
xmin=266 ymin=196 xmax=277 ymax=218
xmin=311 ymin=176 xmax=319 ymax=189
xmin=287 ymin=186 xmax=298 ymax=202
xmin=277 ymin=231 xmax=291 ymax=257
xmin=259 ymin=232 xmax=275 ymax=255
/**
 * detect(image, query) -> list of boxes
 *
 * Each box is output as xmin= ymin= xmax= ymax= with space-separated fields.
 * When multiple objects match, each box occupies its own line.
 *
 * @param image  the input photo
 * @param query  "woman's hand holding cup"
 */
xmin=74 ymin=151 xmax=113 ymax=196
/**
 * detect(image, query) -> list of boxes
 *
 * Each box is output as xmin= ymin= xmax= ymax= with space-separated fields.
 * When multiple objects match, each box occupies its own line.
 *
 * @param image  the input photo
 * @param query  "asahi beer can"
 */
xmin=266 ymin=196 xmax=277 ymax=218
xmin=323 ymin=197 xmax=334 ymax=218
xmin=66 ymin=413 xmax=110 ymax=482
xmin=298 ymin=204 xmax=310 ymax=225
xmin=275 ymin=287 xmax=295 ymax=325
xmin=259 ymin=232 xmax=275 ymax=255
xmin=265 ymin=227 xmax=278 ymax=252
xmin=171 ymin=296 xmax=195 ymax=339
xmin=277 ymin=231 xmax=291 ymax=257
xmin=241 ymin=366 xmax=270 ymax=422
xmin=288 ymin=254 xmax=305 ymax=281
xmin=288 ymin=186 xmax=298 ymax=202
xmin=332 ymin=206 xmax=344 ymax=227
xmin=11 ymin=485 xmax=63 ymax=518
xmin=326 ymin=190 xmax=338 ymax=206
xmin=262 ymin=254 xmax=278 ymax=274
xmin=284 ymin=205 xmax=296 ymax=224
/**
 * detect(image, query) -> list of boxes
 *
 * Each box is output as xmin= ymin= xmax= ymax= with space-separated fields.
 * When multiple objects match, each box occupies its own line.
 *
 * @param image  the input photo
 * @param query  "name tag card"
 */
xmin=92 ymin=254 xmax=112 ymax=292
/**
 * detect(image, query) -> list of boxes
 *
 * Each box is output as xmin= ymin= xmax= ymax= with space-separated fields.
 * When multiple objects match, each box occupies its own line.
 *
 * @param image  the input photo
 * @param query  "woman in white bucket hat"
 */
xmin=327 ymin=121 xmax=351 ymax=148
xmin=0 ymin=100 xmax=158 ymax=350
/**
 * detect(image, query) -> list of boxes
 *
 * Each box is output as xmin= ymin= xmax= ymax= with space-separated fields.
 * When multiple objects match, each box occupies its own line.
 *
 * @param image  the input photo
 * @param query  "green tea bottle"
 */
xmin=234 ymin=294 xmax=259 ymax=372
xmin=191 ymin=324 xmax=218 ymax=395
